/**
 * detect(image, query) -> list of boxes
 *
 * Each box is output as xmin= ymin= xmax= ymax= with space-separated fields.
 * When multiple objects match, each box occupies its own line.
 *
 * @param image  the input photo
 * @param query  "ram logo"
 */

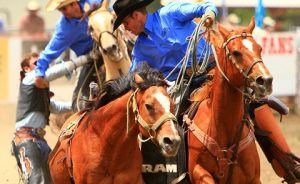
xmin=142 ymin=164 xmax=177 ymax=173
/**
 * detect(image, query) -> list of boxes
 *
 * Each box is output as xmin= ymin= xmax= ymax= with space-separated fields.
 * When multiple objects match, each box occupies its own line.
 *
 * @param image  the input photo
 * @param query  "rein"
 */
xmin=126 ymin=89 xmax=178 ymax=142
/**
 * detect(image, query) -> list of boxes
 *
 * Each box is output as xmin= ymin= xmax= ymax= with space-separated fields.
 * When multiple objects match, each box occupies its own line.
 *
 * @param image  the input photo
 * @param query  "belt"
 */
xmin=14 ymin=127 xmax=46 ymax=140
xmin=185 ymin=55 xmax=215 ymax=77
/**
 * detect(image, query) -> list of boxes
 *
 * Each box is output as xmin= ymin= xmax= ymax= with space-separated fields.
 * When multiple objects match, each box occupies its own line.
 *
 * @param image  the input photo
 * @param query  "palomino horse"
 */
xmin=87 ymin=0 xmax=131 ymax=81
xmin=49 ymin=63 xmax=181 ymax=184
xmin=186 ymin=17 xmax=273 ymax=183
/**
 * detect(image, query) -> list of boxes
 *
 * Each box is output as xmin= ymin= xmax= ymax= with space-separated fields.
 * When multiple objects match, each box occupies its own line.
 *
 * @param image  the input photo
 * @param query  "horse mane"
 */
xmin=95 ymin=62 xmax=168 ymax=108
xmin=82 ymin=3 xmax=102 ymax=20
xmin=209 ymin=29 xmax=224 ymax=49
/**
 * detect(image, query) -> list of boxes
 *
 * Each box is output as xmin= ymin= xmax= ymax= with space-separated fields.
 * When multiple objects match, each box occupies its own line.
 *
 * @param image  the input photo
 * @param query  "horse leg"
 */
xmin=254 ymin=104 xmax=300 ymax=183
xmin=191 ymin=164 xmax=215 ymax=184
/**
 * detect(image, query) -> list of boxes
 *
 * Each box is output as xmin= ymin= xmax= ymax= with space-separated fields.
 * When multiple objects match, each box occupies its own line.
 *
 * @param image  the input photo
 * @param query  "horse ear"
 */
xmin=84 ymin=2 xmax=90 ymax=12
xmin=218 ymin=23 xmax=230 ymax=40
xmin=134 ymin=74 xmax=144 ymax=84
xmin=101 ymin=0 xmax=109 ymax=10
xmin=248 ymin=16 xmax=256 ymax=33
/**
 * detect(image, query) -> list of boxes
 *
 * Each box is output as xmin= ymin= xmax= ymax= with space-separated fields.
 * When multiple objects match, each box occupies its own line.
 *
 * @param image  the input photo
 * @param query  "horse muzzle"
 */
xmin=158 ymin=134 xmax=181 ymax=157
xmin=249 ymin=74 xmax=273 ymax=99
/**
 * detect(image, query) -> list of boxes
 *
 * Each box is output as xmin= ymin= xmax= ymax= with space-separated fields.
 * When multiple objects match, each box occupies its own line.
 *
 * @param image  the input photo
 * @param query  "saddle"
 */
xmin=48 ymin=111 xmax=87 ymax=180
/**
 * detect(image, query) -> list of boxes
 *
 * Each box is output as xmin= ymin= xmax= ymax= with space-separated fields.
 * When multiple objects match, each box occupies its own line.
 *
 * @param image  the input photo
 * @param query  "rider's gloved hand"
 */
xmin=202 ymin=10 xmax=216 ymax=28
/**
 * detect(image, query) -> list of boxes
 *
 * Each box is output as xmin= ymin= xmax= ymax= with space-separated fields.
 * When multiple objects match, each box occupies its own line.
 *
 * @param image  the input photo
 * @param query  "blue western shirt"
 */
xmin=35 ymin=0 xmax=102 ymax=77
xmin=131 ymin=1 xmax=218 ymax=81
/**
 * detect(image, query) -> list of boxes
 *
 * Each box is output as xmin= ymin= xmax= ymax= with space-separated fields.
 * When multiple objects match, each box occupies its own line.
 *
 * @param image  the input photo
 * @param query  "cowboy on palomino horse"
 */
xmin=34 ymin=0 xmax=105 ymax=111
xmin=112 ymin=0 xmax=300 ymax=183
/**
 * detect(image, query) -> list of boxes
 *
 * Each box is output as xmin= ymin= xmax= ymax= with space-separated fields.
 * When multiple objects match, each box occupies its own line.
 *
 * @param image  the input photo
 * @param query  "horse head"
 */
xmin=130 ymin=64 xmax=181 ymax=157
xmin=216 ymin=16 xmax=273 ymax=99
xmin=87 ymin=0 xmax=123 ymax=61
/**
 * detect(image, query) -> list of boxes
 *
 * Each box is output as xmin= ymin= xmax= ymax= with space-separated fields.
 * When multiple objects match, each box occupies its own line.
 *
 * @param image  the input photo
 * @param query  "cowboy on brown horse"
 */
xmin=112 ymin=0 xmax=300 ymax=183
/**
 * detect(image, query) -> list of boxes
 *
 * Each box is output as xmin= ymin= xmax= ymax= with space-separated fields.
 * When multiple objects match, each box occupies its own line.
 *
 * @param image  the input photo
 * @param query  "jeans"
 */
xmin=12 ymin=135 xmax=52 ymax=184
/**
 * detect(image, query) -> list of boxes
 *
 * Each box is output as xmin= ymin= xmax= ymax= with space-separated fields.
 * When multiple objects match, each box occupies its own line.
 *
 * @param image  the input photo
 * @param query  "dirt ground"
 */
xmin=0 ymin=102 xmax=299 ymax=184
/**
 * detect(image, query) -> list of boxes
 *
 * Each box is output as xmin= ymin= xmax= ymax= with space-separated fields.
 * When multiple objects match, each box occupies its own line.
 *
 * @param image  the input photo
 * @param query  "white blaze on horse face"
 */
xmin=242 ymin=39 xmax=254 ymax=53
xmin=153 ymin=92 xmax=177 ymax=132
xmin=153 ymin=92 xmax=170 ymax=113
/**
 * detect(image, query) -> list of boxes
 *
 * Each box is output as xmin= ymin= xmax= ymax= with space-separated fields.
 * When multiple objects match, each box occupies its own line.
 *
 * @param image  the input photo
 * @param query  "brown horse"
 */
xmin=186 ymin=17 xmax=273 ymax=184
xmin=87 ymin=0 xmax=131 ymax=81
xmin=49 ymin=63 xmax=181 ymax=184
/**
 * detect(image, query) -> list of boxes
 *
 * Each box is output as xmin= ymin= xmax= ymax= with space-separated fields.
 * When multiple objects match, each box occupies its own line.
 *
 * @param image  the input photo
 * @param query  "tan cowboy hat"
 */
xmin=227 ymin=13 xmax=240 ymax=25
xmin=113 ymin=0 xmax=154 ymax=31
xmin=46 ymin=0 xmax=78 ymax=12
xmin=27 ymin=0 xmax=40 ymax=11
xmin=263 ymin=16 xmax=275 ymax=27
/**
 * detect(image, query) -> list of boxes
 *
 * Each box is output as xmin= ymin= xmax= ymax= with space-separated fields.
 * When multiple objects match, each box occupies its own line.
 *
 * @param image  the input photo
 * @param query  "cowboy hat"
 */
xmin=113 ymin=0 xmax=154 ymax=31
xmin=46 ymin=0 xmax=78 ymax=12
xmin=27 ymin=0 xmax=41 ymax=11
xmin=227 ymin=13 xmax=240 ymax=25
xmin=263 ymin=16 xmax=275 ymax=27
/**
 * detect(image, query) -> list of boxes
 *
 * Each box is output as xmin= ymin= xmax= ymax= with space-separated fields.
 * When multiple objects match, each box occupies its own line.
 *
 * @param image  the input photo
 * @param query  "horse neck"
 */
xmin=210 ymin=48 xmax=244 ymax=142
xmin=92 ymin=91 xmax=141 ymax=158
xmin=103 ymin=31 xmax=131 ymax=81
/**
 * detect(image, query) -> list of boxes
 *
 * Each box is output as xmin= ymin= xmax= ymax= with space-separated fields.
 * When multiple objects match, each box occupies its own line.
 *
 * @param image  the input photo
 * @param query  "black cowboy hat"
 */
xmin=113 ymin=0 xmax=154 ymax=31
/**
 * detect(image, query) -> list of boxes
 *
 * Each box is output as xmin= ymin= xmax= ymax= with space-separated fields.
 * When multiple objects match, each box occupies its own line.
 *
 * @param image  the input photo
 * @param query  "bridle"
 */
xmin=126 ymin=89 xmax=178 ymax=142
xmin=212 ymin=31 xmax=264 ymax=99
xmin=97 ymin=30 xmax=119 ymax=53
xmin=217 ymin=32 xmax=263 ymax=80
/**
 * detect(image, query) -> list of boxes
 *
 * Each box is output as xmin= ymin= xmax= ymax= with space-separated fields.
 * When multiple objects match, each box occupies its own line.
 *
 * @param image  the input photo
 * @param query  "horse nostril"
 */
xmin=112 ymin=44 xmax=117 ymax=51
xmin=256 ymin=76 xmax=273 ymax=86
xmin=163 ymin=137 xmax=173 ymax=145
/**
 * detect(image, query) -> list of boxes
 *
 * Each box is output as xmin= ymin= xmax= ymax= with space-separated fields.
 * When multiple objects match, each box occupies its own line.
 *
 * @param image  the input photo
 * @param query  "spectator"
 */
xmin=0 ymin=18 xmax=5 ymax=33
xmin=263 ymin=16 xmax=276 ymax=32
xmin=19 ymin=0 xmax=47 ymax=39
xmin=226 ymin=13 xmax=241 ymax=28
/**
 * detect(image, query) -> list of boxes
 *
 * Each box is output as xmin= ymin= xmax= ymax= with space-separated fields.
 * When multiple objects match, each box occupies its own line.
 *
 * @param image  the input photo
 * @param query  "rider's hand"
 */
xmin=35 ymin=76 xmax=49 ymax=88
xmin=202 ymin=11 xmax=215 ymax=28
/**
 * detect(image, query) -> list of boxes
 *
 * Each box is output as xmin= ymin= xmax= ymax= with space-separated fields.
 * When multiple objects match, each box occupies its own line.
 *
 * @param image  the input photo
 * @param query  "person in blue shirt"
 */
xmin=35 ymin=0 xmax=103 ymax=111
xmin=113 ymin=0 xmax=300 ymax=183
xmin=113 ymin=0 xmax=216 ymax=82
xmin=113 ymin=0 xmax=217 ymax=183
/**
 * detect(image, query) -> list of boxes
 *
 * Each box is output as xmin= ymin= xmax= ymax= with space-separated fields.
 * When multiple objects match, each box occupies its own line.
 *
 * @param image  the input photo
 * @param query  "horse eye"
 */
xmin=145 ymin=104 xmax=154 ymax=112
xmin=88 ymin=26 xmax=94 ymax=33
xmin=111 ymin=19 xmax=114 ymax=25
xmin=232 ymin=50 xmax=242 ymax=57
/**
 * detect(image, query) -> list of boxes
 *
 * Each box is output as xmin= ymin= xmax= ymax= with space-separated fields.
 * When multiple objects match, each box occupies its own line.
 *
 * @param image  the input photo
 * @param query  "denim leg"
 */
xmin=13 ymin=139 xmax=52 ymax=184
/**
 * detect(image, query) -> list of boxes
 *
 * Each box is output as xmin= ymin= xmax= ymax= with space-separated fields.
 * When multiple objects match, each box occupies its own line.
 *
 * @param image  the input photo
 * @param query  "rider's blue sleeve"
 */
xmin=163 ymin=0 xmax=218 ymax=22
